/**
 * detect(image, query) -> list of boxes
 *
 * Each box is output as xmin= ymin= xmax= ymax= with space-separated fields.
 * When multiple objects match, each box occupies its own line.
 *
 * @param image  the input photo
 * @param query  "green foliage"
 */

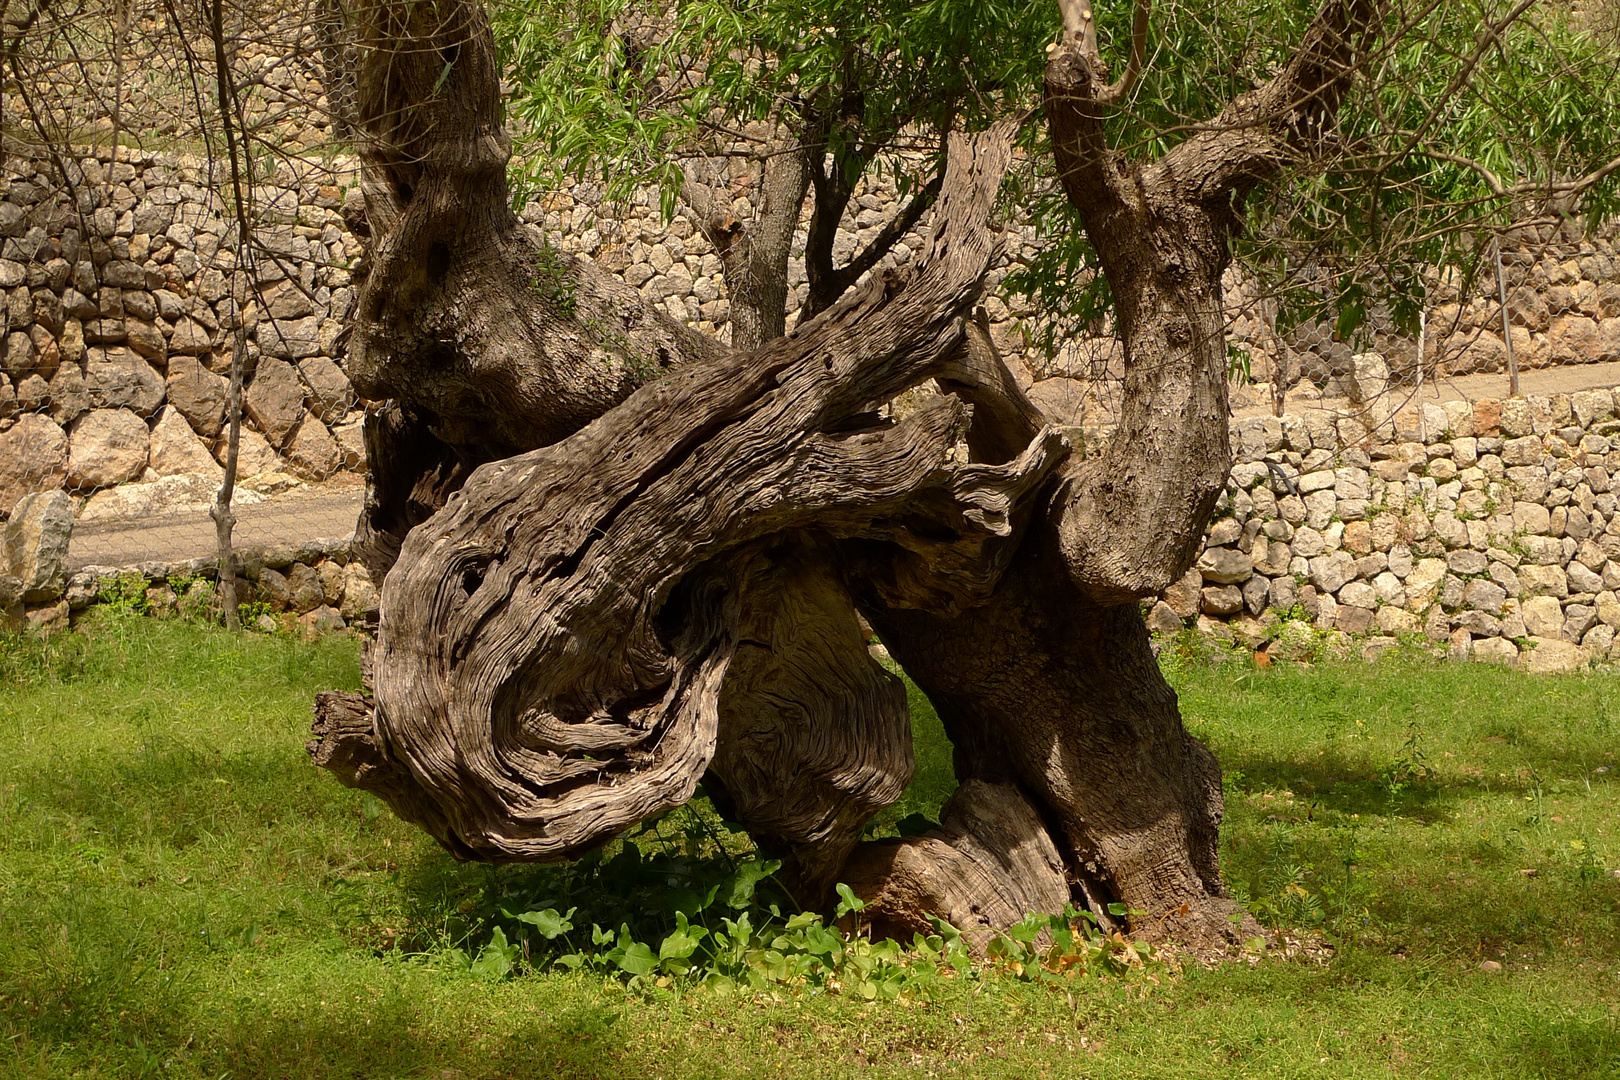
xmin=1007 ymin=0 xmax=1620 ymax=360
xmin=494 ymin=0 xmax=1053 ymax=213
xmin=1243 ymin=0 xmax=1620 ymax=344
xmin=94 ymin=571 xmax=152 ymax=617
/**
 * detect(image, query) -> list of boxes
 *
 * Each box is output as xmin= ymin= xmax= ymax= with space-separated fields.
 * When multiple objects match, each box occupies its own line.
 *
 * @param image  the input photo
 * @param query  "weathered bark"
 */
xmin=312 ymin=117 xmax=1070 ymax=895
xmin=341 ymin=0 xmax=736 ymax=559
xmin=313 ymin=0 xmax=1389 ymax=952
xmin=350 ymin=402 xmax=481 ymax=581
xmin=683 ymin=141 xmax=812 ymax=351
xmin=824 ymin=0 xmax=1387 ymax=950
xmin=841 ymin=779 xmax=1071 ymax=949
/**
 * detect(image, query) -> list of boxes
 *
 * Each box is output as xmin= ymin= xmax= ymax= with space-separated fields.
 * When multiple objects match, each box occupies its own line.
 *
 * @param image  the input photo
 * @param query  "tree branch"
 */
xmin=1150 ymin=0 xmax=1388 ymax=205
xmin=802 ymin=157 xmax=946 ymax=321
xmin=1100 ymin=0 xmax=1150 ymax=105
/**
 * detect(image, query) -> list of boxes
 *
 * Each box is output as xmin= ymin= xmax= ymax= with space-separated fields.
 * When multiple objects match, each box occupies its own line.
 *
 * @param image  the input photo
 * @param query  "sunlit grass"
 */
xmin=2 ymin=612 xmax=1617 ymax=1078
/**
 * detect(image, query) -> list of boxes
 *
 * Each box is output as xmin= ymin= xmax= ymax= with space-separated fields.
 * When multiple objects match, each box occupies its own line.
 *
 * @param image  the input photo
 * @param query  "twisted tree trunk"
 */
xmin=311 ymin=0 xmax=1386 ymax=952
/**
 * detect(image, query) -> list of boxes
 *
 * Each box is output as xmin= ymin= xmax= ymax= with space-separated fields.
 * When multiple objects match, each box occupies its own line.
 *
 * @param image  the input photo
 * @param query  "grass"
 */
xmin=1 ymin=612 xmax=1617 ymax=1078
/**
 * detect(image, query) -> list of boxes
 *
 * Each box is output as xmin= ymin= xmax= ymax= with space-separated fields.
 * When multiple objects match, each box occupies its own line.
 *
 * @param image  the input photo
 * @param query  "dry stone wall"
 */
xmin=2 ymin=520 xmax=378 ymax=637
xmin=7 ymin=142 xmax=1620 ymax=680
xmin=1151 ymin=382 xmax=1620 ymax=672
xmin=0 ymin=145 xmax=365 ymax=519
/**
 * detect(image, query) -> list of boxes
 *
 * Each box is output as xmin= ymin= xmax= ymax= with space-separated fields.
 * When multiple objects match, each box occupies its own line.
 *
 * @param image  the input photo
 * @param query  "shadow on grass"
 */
xmin=7 ymin=736 xmax=337 ymax=850
xmin=1214 ymin=746 xmax=1463 ymax=823
xmin=3 ymin=987 xmax=631 ymax=1080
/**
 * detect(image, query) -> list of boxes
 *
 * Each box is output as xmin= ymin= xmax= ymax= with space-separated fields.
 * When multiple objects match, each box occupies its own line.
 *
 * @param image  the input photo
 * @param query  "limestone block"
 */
xmin=1548 ymin=315 xmax=1604 ymax=365
xmin=1162 ymin=568 xmax=1203 ymax=618
xmin=1512 ymin=501 xmax=1551 ymax=535
xmin=1521 ymin=638 xmax=1589 ymax=674
xmin=2 ymin=490 xmax=72 ymax=601
xmin=1501 ymin=436 xmax=1542 ymax=468
xmin=1269 ymin=575 xmax=1299 ymax=613
xmin=340 ymin=561 xmax=379 ymax=619
xmin=1253 ymin=538 xmax=1291 ymax=577
xmin=86 ymin=346 xmax=165 ymax=416
xmin=1446 ymin=549 xmax=1488 ymax=576
xmin=0 ymin=413 xmax=68 ymax=513
xmin=1568 ymin=561 xmax=1604 ymax=595
xmin=1456 ymin=610 xmax=1503 ymax=637
xmin=1335 ymin=467 xmax=1370 ymax=500
xmin=1572 ymin=389 xmax=1615 ymax=428
xmin=147 ymin=406 xmax=222 ymax=478
xmin=1582 ymin=623 xmax=1616 ymax=657
xmin=1433 ymin=512 xmax=1468 ymax=548
xmin=282 ymin=411 xmax=342 ymax=481
xmin=1201 ymin=584 xmax=1243 ymax=616
xmin=169 ymin=317 xmax=212 ymax=356
xmin=67 ymin=407 xmax=149 ymax=490
xmin=1463 ymin=578 xmax=1507 ymax=614
xmin=1298 ymin=469 xmax=1337 ymax=494
xmin=1376 ymin=607 xmax=1419 ymax=635
xmin=1472 ymin=637 xmax=1519 ymax=664
xmin=1341 ymin=520 xmax=1371 ymax=554
xmin=213 ymin=426 xmax=280 ymax=478
xmin=1499 ymin=398 xmax=1533 ymax=438
xmin=285 ymin=562 xmax=325 ymax=615
xmin=164 ymin=355 xmax=228 ymax=438
xmin=1309 ymin=550 xmax=1356 ymax=595
xmin=1196 ymin=546 xmax=1252 ymax=585
xmin=1241 ymin=575 xmax=1269 ymax=614
xmin=1338 ymin=580 xmax=1376 ymax=609
xmin=1336 ymin=605 xmax=1375 ymax=634
xmin=1448 ymin=627 xmax=1472 ymax=660
xmin=1304 ymin=489 xmax=1336 ymax=530
xmin=298 ymin=356 xmax=352 ymax=424
xmin=1443 ymin=399 xmax=1476 ymax=438
xmin=332 ymin=417 xmax=365 ymax=471
xmin=1520 ymin=595 xmax=1565 ymax=637
xmin=244 ymin=356 xmax=305 ymax=447
xmin=1025 ymin=379 xmax=1083 ymax=425
xmin=1146 ymin=601 xmax=1184 ymax=633
xmin=2 ymin=330 xmax=36 ymax=379
xmin=125 ymin=319 xmax=167 ymax=365
xmin=1207 ymin=517 xmax=1242 ymax=546
xmin=1373 ymin=571 xmax=1406 ymax=607
xmin=1597 ymin=590 xmax=1620 ymax=628
xmin=1440 ymin=574 xmax=1465 ymax=608
xmin=1564 ymin=605 xmax=1598 ymax=642
xmin=258 ymin=316 xmax=323 ymax=362
xmin=1518 ymin=536 xmax=1563 ymax=566
xmin=1291 ymin=526 xmax=1326 ymax=559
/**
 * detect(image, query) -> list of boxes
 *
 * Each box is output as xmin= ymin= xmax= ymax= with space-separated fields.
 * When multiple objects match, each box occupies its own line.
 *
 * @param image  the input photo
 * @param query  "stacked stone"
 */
xmin=0 ymin=149 xmax=365 ymax=516
xmin=1428 ymin=236 xmax=1620 ymax=377
xmin=526 ymin=177 xmax=1044 ymax=350
xmin=5 ymin=535 xmax=379 ymax=637
xmin=1149 ymin=384 xmax=1620 ymax=671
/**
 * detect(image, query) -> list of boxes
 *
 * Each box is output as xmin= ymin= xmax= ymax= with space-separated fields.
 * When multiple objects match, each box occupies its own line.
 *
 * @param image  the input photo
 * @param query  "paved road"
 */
xmin=69 ymin=489 xmax=364 ymax=570
xmin=1233 ymin=359 xmax=1620 ymax=420
xmin=63 ymin=360 xmax=1620 ymax=572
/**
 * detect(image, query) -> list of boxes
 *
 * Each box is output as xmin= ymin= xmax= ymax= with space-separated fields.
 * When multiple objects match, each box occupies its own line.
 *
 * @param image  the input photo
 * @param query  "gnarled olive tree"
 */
xmin=310 ymin=0 xmax=1383 ymax=950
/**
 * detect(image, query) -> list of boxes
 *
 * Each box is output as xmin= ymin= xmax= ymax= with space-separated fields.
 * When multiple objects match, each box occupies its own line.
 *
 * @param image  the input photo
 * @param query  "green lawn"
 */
xmin=2 ymin=611 xmax=1618 ymax=1078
